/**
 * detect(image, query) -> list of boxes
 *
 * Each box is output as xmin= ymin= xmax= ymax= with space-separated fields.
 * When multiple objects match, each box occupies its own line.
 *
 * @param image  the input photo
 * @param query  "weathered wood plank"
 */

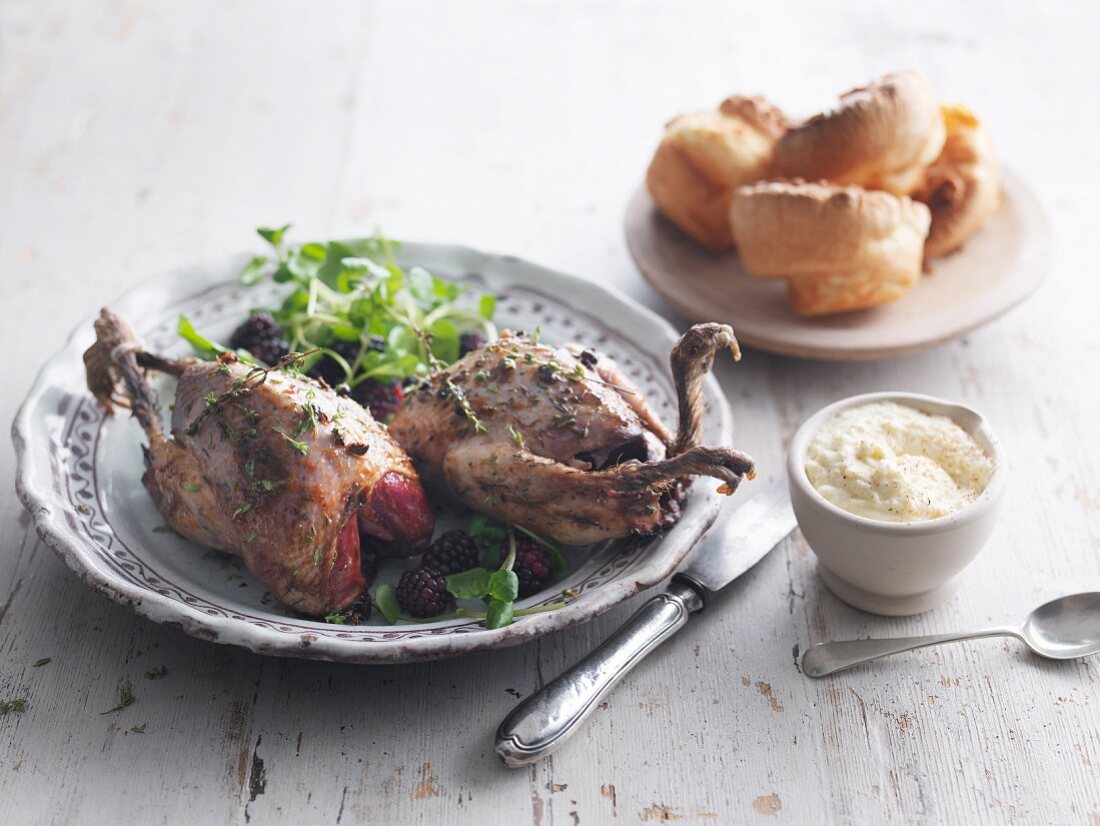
xmin=2 ymin=0 xmax=1098 ymax=823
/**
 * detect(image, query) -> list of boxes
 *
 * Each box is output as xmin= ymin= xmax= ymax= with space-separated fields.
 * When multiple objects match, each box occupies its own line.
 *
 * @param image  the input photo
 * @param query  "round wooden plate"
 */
xmin=625 ymin=168 xmax=1051 ymax=360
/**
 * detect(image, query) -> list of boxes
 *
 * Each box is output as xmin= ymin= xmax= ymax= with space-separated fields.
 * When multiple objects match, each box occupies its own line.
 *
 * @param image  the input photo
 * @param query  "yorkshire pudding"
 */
xmin=646 ymin=95 xmax=788 ymax=250
xmin=730 ymin=179 xmax=931 ymax=316
xmin=776 ymin=71 xmax=945 ymax=196
xmin=913 ymin=103 xmax=1001 ymax=258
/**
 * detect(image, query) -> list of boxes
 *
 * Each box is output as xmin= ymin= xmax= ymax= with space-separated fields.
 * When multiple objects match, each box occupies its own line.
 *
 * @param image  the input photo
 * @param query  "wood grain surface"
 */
xmin=1 ymin=1 xmax=1098 ymax=824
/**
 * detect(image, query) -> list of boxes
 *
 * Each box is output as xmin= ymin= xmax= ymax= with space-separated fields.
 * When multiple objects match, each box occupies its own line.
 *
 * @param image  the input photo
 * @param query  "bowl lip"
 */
xmin=787 ymin=390 xmax=1006 ymax=536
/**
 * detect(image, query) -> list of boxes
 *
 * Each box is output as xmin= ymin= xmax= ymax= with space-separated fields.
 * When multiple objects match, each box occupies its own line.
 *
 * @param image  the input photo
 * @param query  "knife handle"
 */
xmin=495 ymin=577 xmax=705 ymax=767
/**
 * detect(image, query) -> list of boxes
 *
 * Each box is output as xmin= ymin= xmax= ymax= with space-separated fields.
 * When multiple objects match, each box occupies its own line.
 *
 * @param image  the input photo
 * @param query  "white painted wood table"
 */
xmin=2 ymin=2 xmax=1098 ymax=823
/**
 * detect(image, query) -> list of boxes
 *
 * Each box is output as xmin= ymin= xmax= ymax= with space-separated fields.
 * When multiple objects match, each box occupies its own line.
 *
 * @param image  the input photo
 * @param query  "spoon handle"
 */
xmin=801 ymin=627 xmax=1020 ymax=677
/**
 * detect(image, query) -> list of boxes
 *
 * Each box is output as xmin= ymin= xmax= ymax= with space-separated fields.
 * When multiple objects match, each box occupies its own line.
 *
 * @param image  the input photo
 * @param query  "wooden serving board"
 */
xmin=625 ymin=168 xmax=1050 ymax=360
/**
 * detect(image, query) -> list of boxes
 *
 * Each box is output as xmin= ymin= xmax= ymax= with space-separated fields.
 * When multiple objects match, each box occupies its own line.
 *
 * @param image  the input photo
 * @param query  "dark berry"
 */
xmin=309 ymin=339 xmax=361 ymax=385
xmin=514 ymin=535 xmax=553 ymax=597
xmin=395 ymin=568 xmax=452 ymax=618
xmin=421 ymin=530 xmax=480 ymax=576
xmin=366 ymin=335 xmax=386 ymax=353
xmin=228 ymin=313 xmax=289 ymax=366
xmin=459 ymin=332 xmax=485 ymax=356
xmin=353 ymin=379 xmax=404 ymax=421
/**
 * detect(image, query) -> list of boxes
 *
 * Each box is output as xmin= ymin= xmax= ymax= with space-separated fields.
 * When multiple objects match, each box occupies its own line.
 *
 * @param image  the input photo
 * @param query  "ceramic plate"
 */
xmin=625 ymin=167 xmax=1051 ymax=360
xmin=13 ymin=243 xmax=733 ymax=664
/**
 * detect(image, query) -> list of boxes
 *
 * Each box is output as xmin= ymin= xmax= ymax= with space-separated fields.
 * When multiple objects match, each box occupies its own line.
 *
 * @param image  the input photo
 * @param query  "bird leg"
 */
xmin=84 ymin=308 xmax=166 ymax=438
xmin=441 ymin=440 xmax=755 ymax=545
xmin=669 ymin=323 xmax=741 ymax=457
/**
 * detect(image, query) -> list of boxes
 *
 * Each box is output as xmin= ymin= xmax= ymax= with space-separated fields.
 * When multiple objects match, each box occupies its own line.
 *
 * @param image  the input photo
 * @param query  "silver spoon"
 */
xmin=801 ymin=592 xmax=1100 ymax=678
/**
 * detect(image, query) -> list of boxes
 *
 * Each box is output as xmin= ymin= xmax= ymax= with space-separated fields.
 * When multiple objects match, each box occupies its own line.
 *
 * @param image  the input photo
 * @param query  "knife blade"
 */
xmin=495 ymin=478 xmax=797 ymax=767
xmin=677 ymin=477 xmax=796 ymax=593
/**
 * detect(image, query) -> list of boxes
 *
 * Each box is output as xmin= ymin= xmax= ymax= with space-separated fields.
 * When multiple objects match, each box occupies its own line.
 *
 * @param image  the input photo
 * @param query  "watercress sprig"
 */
xmin=221 ymin=224 xmax=498 ymax=387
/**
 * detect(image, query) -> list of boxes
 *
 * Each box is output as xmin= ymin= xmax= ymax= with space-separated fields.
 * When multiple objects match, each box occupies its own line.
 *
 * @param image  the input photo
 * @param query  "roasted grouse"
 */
xmin=84 ymin=309 xmax=434 ymax=616
xmin=389 ymin=323 xmax=755 ymax=545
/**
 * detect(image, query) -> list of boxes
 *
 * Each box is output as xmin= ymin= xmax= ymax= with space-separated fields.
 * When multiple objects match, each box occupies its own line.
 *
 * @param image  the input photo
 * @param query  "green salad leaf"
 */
xmin=485 ymin=599 xmax=515 ymax=630
xmin=446 ymin=567 xmax=492 ymax=600
xmin=488 ymin=569 xmax=519 ymax=603
xmin=374 ymin=584 xmax=401 ymax=624
xmin=257 ymin=223 xmax=292 ymax=248
xmin=177 ymin=315 xmax=229 ymax=360
xmin=238 ymin=255 xmax=270 ymax=286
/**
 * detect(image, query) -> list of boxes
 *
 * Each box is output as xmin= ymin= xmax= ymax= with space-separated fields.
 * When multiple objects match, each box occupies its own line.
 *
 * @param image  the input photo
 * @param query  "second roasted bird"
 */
xmin=84 ymin=309 xmax=435 ymax=616
xmin=389 ymin=323 xmax=755 ymax=545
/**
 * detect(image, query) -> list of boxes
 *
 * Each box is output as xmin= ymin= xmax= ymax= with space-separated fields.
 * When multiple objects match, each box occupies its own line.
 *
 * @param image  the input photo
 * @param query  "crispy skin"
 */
xmin=391 ymin=335 xmax=667 ymax=486
xmin=389 ymin=326 xmax=755 ymax=545
xmin=160 ymin=359 xmax=427 ymax=612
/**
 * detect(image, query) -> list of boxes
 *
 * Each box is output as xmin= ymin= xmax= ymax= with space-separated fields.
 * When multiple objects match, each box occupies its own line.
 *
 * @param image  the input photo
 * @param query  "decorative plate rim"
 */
xmin=12 ymin=242 xmax=734 ymax=664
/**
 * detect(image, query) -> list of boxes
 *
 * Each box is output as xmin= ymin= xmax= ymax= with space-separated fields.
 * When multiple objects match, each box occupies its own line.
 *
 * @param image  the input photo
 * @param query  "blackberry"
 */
xmin=228 ymin=313 xmax=289 ymax=366
xmin=395 ymin=568 xmax=452 ymax=618
xmin=309 ymin=339 xmax=361 ymax=386
xmin=514 ymin=535 xmax=553 ymax=597
xmin=421 ymin=530 xmax=480 ymax=576
xmin=352 ymin=379 xmax=404 ymax=421
xmin=459 ymin=331 xmax=485 ymax=356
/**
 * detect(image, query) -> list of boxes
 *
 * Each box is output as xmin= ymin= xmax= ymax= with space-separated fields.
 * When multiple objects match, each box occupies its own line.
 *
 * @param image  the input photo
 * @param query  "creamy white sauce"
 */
xmin=804 ymin=401 xmax=994 ymax=523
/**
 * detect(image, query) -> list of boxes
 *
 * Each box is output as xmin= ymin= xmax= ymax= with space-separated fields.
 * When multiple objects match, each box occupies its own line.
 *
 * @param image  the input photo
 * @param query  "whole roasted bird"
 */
xmin=84 ymin=309 xmax=434 ymax=616
xmin=389 ymin=323 xmax=755 ymax=545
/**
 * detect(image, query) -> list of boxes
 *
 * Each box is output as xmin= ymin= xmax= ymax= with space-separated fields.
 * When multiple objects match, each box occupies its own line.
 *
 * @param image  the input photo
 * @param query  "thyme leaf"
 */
xmin=100 ymin=680 xmax=135 ymax=715
xmin=0 ymin=698 xmax=27 ymax=716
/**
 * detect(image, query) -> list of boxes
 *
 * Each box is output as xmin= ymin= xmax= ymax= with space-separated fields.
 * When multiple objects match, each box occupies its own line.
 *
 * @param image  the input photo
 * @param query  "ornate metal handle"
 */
xmin=801 ymin=626 xmax=1021 ymax=678
xmin=495 ymin=578 xmax=705 ymax=767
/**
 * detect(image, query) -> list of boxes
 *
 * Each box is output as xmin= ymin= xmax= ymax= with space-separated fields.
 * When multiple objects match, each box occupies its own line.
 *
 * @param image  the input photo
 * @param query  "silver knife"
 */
xmin=495 ymin=478 xmax=796 ymax=767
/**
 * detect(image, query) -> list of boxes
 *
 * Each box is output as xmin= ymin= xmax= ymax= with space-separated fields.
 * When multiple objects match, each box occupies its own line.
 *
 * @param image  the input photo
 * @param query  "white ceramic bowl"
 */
xmin=787 ymin=392 xmax=1007 ymax=616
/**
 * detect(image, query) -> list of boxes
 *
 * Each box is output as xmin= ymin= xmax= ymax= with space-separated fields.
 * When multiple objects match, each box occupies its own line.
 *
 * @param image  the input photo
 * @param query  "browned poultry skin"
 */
xmin=389 ymin=324 xmax=755 ymax=545
xmin=84 ymin=310 xmax=434 ymax=616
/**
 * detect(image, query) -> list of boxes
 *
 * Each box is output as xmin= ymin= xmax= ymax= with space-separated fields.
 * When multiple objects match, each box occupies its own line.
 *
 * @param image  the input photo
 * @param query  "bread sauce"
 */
xmin=804 ymin=401 xmax=994 ymax=523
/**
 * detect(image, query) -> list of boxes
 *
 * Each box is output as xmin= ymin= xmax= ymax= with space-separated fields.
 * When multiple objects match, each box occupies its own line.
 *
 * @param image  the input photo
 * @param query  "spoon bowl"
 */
xmin=1021 ymin=592 xmax=1100 ymax=659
